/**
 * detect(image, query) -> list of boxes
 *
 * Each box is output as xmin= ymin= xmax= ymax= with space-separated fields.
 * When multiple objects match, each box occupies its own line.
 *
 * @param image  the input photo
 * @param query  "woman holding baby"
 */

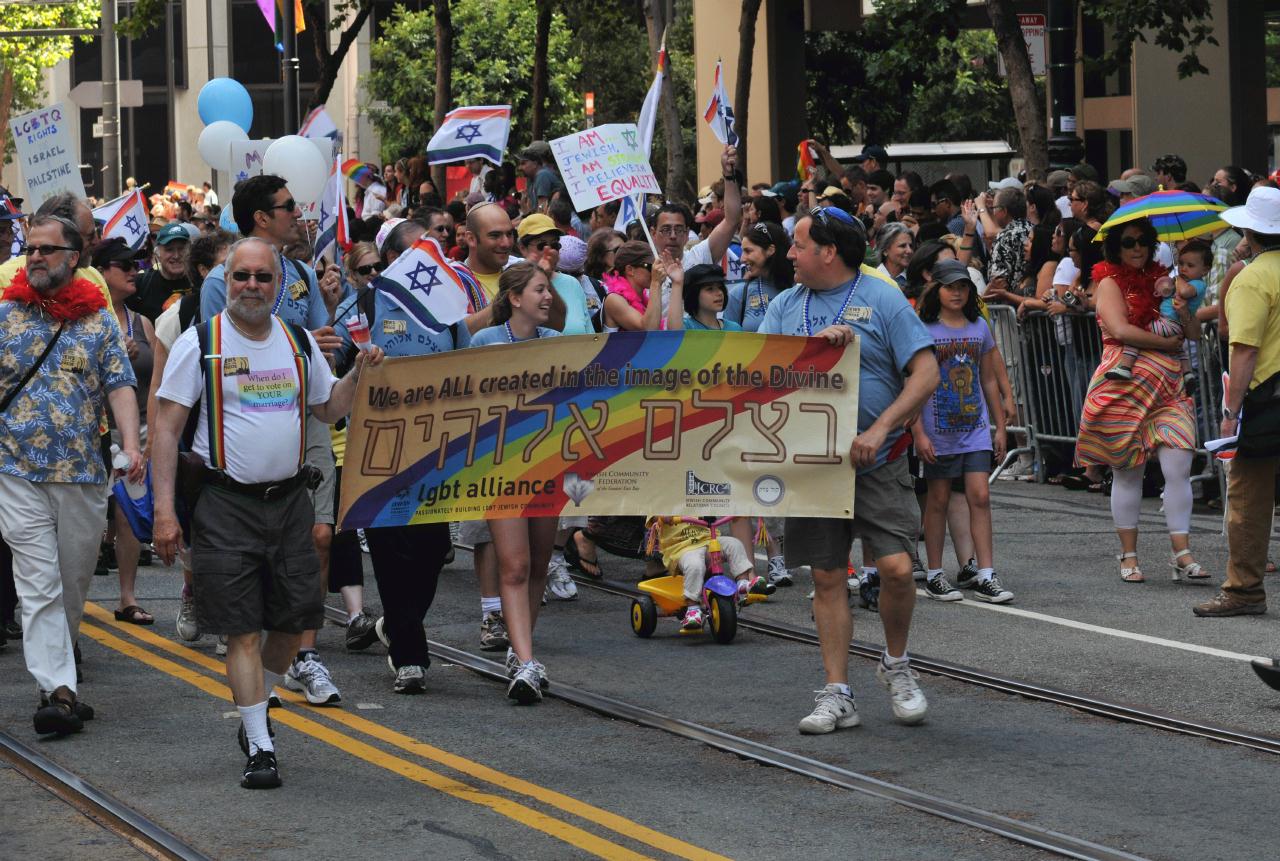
xmin=1075 ymin=217 xmax=1209 ymax=584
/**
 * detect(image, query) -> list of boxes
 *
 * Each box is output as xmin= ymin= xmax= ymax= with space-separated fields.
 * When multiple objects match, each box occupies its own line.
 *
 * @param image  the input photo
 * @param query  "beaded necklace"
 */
xmin=801 ymin=272 xmax=861 ymax=336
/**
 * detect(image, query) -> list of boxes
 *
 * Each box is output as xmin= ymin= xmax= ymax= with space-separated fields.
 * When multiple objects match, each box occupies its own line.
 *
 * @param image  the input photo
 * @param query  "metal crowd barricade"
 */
xmin=985 ymin=305 xmax=1225 ymax=494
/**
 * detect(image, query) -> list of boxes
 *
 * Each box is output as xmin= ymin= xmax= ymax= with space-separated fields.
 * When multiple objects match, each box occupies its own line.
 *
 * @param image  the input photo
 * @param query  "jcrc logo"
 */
xmin=685 ymin=471 xmax=730 ymax=497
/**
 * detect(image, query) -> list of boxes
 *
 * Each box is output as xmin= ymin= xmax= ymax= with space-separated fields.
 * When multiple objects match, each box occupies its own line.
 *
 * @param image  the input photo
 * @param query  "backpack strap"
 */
xmin=177 ymin=292 xmax=201 ymax=333
xmin=278 ymin=320 xmax=311 ymax=470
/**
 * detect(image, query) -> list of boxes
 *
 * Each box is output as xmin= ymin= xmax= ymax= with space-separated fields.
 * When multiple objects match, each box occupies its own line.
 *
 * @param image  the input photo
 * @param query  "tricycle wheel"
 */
xmin=708 ymin=594 xmax=737 ymax=644
xmin=631 ymin=596 xmax=657 ymax=638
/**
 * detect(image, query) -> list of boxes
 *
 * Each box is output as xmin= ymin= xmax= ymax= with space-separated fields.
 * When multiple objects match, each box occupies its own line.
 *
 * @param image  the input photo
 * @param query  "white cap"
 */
xmin=1221 ymin=186 xmax=1280 ymax=234
xmin=375 ymin=217 xmax=405 ymax=252
xmin=987 ymin=177 xmax=1022 ymax=191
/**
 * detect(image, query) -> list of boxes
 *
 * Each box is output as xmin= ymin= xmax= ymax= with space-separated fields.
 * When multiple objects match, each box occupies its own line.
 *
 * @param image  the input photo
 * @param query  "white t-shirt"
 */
xmin=364 ymin=182 xmax=389 ymax=216
xmin=1052 ymin=256 xmax=1079 ymax=288
xmin=468 ymin=166 xmax=492 ymax=198
xmin=157 ymin=314 xmax=337 ymax=483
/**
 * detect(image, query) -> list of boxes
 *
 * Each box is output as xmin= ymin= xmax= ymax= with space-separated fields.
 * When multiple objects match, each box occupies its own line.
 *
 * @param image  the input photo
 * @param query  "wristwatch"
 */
xmin=1224 ymin=406 xmax=1239 ymax=420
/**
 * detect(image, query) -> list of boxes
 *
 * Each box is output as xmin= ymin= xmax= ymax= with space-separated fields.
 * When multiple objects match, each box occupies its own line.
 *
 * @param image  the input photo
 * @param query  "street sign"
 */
xmin=68 ymin=80 xmax=144 ymax=110
xmin=997 ymin=14 xmax=1047 ymax=78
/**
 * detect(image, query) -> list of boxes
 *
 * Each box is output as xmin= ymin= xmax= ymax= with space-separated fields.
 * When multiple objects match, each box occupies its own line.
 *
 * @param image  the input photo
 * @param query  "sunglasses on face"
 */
xmin=533 ymin=240 xmax=561 ymax=251
xmin=230 ymin=270 xmax=275 ymax=284
xmin=23 ymin=244 xmax=75 ymax=257
xmin=108 ymin=260 xmax=138 ymax=272
xmin=355 ymin=263 xmax=384 ymax=276
xmin=1119 ymin=236 xmax=1153 ymax=249
xmin=264 ymin=199 xmax=297 ymax=214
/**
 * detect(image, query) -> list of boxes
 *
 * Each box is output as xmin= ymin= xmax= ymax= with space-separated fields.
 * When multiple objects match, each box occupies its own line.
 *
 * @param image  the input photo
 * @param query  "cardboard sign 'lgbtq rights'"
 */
xmin=550 ymin=123 xmax=661 ymax=211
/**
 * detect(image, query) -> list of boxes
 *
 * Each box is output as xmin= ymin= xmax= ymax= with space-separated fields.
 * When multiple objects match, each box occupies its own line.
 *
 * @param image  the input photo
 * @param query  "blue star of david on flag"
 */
xmin=406 ymin=261 xmax=442 ymax=295
xmin=124 ymin=214 xmax=142 ymax=237
xmin=455 ymin=123 xmax=483 ymax=144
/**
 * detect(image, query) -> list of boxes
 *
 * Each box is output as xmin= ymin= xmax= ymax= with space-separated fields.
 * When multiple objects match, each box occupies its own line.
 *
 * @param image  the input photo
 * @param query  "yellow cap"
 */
xmin=516 ymin=213 xmax=558 ymax=239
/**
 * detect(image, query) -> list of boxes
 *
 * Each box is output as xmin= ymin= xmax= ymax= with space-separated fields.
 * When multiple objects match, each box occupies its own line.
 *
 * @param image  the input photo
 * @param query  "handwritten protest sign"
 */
xmin=338 ymin=330 xmax=860 ymax=529
xmin=550 ymin=123 xmax=661 ymax=212
xmin=8 ymin=103 xmax=86 ymax=206
xmin=229 ymin=139 xmax=271 ymax=184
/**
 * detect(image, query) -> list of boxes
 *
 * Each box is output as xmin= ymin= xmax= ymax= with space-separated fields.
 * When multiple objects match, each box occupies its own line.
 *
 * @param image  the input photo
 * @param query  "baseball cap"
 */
xmin=518 ymin=141 xmax=553 ymax=163
xmin=516 ymin=213 xmax=558 ymax=239
xmin=987 ymin=177 xmax=1022 ymax=191
xmin=1069 ymin=162 xmax=1099 ymax=182
xmin=0 ymin=193 xmax=24 ymax=221
xmin=684 ymin=263 xmax=727 ymax=291
xmin=694 ymin=208 xmax=724 ymax=228
xmin=1108 ymin=175 xmax=1156 ymax=198
xmin=1046 ymin=170 xmax=1071 ymax=189
xmin=90 ymin=237 xmax=146 ymax=269
xmin=818 ymin=186 xmax=844 ymax=200
xmin=155 ymin=222 xmax=191 ymax=245
xmin=931 ymin=259 xmax=971 ymax=286
xmin=860 ymin=144 xmax=888 ymax=162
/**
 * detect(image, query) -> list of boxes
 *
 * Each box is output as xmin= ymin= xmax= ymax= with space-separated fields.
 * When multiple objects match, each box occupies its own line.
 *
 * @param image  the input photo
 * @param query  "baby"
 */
xmin=1105 ymin=238 xmax=1210 ymax=393
xmin=647 ymin=516 xmax=759 ymax=631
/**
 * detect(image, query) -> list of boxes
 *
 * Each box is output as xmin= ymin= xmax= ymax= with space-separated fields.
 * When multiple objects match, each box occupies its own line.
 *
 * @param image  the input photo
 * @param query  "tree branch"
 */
xmin=309 ymin=1 xmax=375 ymax=110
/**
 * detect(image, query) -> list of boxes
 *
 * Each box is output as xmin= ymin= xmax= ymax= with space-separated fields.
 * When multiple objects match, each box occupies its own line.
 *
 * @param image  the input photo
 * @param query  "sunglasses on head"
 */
xmin=810 ymin=206 xmax=856 ymax=227
xmin=230 ymin=270 xmax=275 ymax=284
xmin=355 ymin=263 xmax=384 ymax=276
xmin=1119 ymin=236 xmax=1153 ymax=249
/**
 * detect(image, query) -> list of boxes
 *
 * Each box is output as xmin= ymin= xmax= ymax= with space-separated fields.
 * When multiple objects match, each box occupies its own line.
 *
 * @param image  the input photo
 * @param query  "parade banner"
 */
xmin=8 ymin=103 xmax=86 ymax=206
xmin=338 ymin=331 xmax=860 ymax=529
xmin=550 ymin=123 xmax=661 ymax=212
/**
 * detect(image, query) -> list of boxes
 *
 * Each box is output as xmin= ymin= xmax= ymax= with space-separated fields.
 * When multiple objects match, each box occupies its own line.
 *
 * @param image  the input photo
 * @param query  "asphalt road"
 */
xmin=2 ymin=481 xmax=1278 ymax=861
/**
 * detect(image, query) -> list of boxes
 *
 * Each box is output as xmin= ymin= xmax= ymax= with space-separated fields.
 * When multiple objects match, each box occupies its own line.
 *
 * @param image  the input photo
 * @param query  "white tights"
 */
xmin=1109 ymin=447 xmax=1193 ymax=535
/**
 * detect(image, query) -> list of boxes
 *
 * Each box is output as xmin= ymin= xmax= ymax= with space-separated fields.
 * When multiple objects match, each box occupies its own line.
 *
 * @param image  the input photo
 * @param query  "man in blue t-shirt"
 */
xmin=518 ymin=142 xmax=566 ymax=215
xmin=199 ymin=174 xmax=348 ymax=708
xmin=758 ymin=206 xmax=939 ymax=735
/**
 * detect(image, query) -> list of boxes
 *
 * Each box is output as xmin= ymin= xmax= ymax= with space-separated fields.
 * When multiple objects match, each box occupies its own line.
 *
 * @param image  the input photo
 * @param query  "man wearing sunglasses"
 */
xmin=0 ymin=193 xmax=111 ymax=309
xmin=198 ymin=174 xmax=350 ymax=708
xmin=128 ymin=222 xmax=193 ymax=323
xmin=758 ymin=206 xmax=940 ymax=735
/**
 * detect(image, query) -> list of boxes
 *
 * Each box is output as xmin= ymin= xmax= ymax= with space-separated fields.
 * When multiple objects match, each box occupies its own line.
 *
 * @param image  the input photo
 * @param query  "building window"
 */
xmin=71 ymin=2 xmax=186 ymax=89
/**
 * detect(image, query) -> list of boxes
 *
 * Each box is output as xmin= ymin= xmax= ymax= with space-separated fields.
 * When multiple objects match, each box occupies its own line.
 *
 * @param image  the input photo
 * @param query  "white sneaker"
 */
xmin=767 ymin=557 xmax=793 ymax=587
xmin=393 ymin=665 xmax=426 ymax=695
xmin=506 ymin=648 xmax=548 ymax=689
xmin=215 ymin=635 xmax=228 ymax=656
xmin=798 ymin=684 xmax=860 ymax=734
xmin=285 ymin=654 xmax=342 ymax=705
xmin=545 ymin=556 xmax=578 ymax=601
xmin=507 ymin=663 xmax=543 ymax=704
xmin=175 ymin=592 xmax=200 ymax=641
xmin=876 ymin=660 xmax=927 ymax=725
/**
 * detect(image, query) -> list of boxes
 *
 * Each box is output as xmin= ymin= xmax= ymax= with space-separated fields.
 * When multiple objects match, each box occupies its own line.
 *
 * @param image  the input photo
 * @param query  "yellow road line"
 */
xmin=83 ymin=603 xmax=732 ymax=861
xmin=79 ymin=619 xmax=653 ymax=861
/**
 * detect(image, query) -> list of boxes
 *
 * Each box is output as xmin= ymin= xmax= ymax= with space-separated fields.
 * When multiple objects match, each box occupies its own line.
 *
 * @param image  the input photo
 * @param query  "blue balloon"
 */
xmin=219 ymin=204 xmax=239 ymax=234
xmin=198 ymin=78 xmax=253 ymax=133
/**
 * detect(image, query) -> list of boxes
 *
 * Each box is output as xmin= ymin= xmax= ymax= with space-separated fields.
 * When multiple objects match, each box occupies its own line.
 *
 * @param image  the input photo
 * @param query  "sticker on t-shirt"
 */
xmin=842 ymin=307 xmax=872 ymax=323
xmin=382 ymin=319 xmax=407 ymax=335
xmin=237 ymin=367 xmax=297 ymax=412
xmin=222 ymin=357 xmax=249 ymax=376
xmin=59 ymin=353 xmax=87 ymax=373
xmin=288 ymin=280 xmax=309 ymax=301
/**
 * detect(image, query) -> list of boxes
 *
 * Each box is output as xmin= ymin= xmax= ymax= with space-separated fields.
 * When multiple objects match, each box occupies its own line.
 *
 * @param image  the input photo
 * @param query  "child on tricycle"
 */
xmin=647 ymin=516 xmax=761 ymax=631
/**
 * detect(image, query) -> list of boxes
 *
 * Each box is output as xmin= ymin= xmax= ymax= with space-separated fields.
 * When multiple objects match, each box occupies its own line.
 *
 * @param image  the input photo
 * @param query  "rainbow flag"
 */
xmin=797 ymin=140 xmax=816 ymax=181
xmin=341 ymin=159 xmax=375 ymax=185
xmin=370 ymin=237 xmax=472 ymax=332
xmin=256 ymin=0 xmax=305 ymax=51
xmin=702 ymin=59 xmax=737 ymax=146
xmin=426 ymin=105 xmax=512 ymax=167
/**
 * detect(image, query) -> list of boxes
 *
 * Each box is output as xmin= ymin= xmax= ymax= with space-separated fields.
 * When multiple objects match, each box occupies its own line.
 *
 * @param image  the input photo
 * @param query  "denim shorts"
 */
xmin=921 ymin=449 xmax=993 ymax=480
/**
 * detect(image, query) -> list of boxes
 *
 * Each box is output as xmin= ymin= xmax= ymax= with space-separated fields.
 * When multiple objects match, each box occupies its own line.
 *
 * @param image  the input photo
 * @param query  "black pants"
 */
xmin=0 ymin=536 xmax=15 ymax=625
xmin=327 ymin=467 xmax=364 ymax=593
xmin=365 ymin=523 xmax=450 ymax=669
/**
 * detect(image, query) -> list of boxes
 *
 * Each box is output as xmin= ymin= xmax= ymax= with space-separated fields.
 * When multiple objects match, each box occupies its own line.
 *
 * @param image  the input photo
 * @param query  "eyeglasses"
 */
xmin=107 ymin=260 xmax=138 ymax=272
xmin=264 ymin=199 xmax=298 ymax=214
xmin=533 ymin=240 xmax=561 ymax=251
xmin=22 ymin=244 xmax=76 ymax=257
xmin=631 ymin=262 xmax=653 ymax=272
xmin=810 ymin=206 xmax=856 ymax=227
xmin=1119 ymin=236 xmax=1154 ymax=249
xmin=655 ymin=225 xmax=689 ymax=237
xmin=229 ymin=270 xmax=275 ymax=283
xmin=355 ymin=263 xmax=384 ymax=276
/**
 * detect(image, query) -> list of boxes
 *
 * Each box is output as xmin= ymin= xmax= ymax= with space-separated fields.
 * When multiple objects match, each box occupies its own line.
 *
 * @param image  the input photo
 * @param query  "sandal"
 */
xmin=1117 ymin=552 xmax=1145 ymax=583
xmin=1060 ymin=474 xmax=1092 ymax=491
xmin=114 ymin=605 xmax=155 ymax=625
xmin=563 ymin=528 xmax=603 ymax=579
xmin=1267 ymin=559 xmax=1277 ymax=575
xmin=1171 ymin=549 xmax=1210 ymax=582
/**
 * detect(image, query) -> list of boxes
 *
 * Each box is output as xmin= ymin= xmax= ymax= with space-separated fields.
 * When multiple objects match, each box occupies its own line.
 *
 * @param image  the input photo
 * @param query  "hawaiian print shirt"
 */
xmin=987 ymin=218 xmax=1033 ymax=291
xmin=0 ymin=303 xmax=135 ymax=484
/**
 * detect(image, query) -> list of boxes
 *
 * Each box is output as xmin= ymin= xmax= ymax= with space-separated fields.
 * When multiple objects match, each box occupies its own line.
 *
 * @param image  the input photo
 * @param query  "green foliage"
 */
xmin=0 ymin=0 xmax=99 ymax=160
xmin=1265 ymin=20 xmax=1280 ymax=88
xmin=900 ymin=30 xmax=1022 ymax=143
xmin=654 ymin=0 xmax=699 ymax=200
xmin=559 ymin=0 xmax=649 ymax=125
xmin=365 ymin=0 xmax=582 ymax=162
xmin=1084 ymin=0 xmax=1216 ymax=79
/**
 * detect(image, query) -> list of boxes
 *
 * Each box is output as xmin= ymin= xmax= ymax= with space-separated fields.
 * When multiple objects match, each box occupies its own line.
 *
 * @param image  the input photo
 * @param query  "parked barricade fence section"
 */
xmin=984 ymin=306 xmax=1224 ymax=497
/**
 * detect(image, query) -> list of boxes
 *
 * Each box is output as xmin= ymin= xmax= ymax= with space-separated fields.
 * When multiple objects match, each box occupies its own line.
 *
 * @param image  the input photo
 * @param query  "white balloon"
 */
xmin=262 ymin=135 xmax=329 ymax=204
xmin=197 ymin=121 xmax=248 ymax=172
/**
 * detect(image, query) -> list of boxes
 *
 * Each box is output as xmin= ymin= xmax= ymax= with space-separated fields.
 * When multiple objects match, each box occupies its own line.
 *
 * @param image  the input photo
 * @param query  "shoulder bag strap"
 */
xmin=198 ymin=317 xmax=227 ymax=471
xmin=0 ymin=322 xmax=65 ymax=414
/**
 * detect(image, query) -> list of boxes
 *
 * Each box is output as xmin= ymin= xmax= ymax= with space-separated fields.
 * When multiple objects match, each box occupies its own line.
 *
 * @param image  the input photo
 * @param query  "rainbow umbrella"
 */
xmin=341 ymin=159 xmax=375 ymax=185
xmin=1095 ymin=189 xmax=1228 ymax=242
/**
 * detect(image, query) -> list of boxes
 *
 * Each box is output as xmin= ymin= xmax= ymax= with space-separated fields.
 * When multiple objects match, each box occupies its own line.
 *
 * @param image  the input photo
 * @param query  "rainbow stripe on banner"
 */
xmin=338 ymin=330 xmax=860 ymax=529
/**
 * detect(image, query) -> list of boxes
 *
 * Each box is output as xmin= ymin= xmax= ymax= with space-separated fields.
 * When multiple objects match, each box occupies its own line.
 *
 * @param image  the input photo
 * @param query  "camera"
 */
xmin=1060 ymin=290 xmax=1080 ymax=308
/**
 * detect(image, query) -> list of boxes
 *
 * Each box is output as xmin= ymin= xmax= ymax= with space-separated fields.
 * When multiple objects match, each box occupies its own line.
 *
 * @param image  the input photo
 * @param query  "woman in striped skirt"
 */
xmin=1076 ymin=218 xmax=1208 ymax=584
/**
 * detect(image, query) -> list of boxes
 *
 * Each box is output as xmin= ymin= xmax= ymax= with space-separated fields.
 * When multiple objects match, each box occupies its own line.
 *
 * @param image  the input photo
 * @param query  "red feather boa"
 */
xmin=1090 ymin=260 xmax=1166 ymax=331
xmin=2 ymin=267 xmax=107 ymax=321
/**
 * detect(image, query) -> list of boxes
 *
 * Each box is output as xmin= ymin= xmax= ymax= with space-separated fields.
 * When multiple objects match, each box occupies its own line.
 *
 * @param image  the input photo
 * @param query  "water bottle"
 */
xmin=109 ymin=444 xmax=147 ymax=500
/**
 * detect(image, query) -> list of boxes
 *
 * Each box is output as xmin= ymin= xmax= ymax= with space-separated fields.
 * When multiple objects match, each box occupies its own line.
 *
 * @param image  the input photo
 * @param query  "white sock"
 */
xmin=829 ymin=683 xmax=852 ymax=697
xmin=859 ymin=566 xmax=878 ymax=578
xmin=238 ymin=701 xmax=273 ymax=754
xmin=348 ymin=611 xmax=361 ymax=624
xmin=263 ymin=668 xmax=283 ymax=695
xmin=882 ymin=651 xmax=909 ymax=669
xmin=978 ymin=567 xmax=995 ymax=583
xmin=481 ymin=596 xmax=502 ymax=617
xmin=927 ymin=568 xmax=944 ymax=581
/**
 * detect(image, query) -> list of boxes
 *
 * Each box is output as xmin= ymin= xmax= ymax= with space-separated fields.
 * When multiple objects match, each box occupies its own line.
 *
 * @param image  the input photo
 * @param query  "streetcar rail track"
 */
xmin=427 ymin=639 xmax=1151 ymax=861
xmin=567 ymin=574 xmax=1280 ymax=757
xmin=0 ymin=728 xmax=213 ymax=861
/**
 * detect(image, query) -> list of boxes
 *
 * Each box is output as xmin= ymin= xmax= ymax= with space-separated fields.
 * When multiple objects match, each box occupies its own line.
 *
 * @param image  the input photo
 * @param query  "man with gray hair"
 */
xmin=152 ymin=235 xmax=384 ymax=788
xmin=0 ymin=213 xmax=142 ymax=737
xmin=981 ymin=186 xmax=1032 ymax=299
xmin=0 ymin=192 xmax=107 ymax=298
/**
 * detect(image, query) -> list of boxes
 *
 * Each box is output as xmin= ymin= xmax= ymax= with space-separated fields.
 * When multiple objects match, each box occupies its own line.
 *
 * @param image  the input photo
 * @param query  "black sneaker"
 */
xmin=3 ymin=619 xmax=20 ymax=639
xmin=40 ymin=692 xmax=94 ymax=723
xmin=924 ymin=575 xmax=963 ymax=602
xmin=955 ymin=558 xmax=979 ymax=589
xmin=237 ymin=716 xmax=275 ymax=756
xmin=345 ymin=613 xmax=379 ymax=651
xmin=241 ymin=749 xmax=282 ymax=789
xmin=911 ymin=556 xmax=927 ymax=582
xmin=972 ymin=575 xmax=1013 ymax=604
xmin=138 ymin=546 xmax=153 ymax=567
xmin=858 ymin=571 xmax=880 ymax=611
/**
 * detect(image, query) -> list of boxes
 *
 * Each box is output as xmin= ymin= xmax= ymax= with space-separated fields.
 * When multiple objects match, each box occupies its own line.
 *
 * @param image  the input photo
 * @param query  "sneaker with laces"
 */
xmin=545 ymin=557 xmax=579 ymax=601
xmin=346 ymin=613 xmax=379 ymax=651
xmin=285 ymin=654 xmax=342 ymax=705
xmin=393 ymin=665 xmax=427 ymax=694
xmin=911 ymin=556 xmax=927 ymax=582
xmin=680 ymin=606 xmax=704 ymax=631
xmin=924 ymin=574 xmax=963 ymax=602
xmin=956 ymin=558 xmax=979 ymax=589
xmin=237 ymin=716 xmax=274 ymax=756
xmin=505 ymin=649 xmax=548 ymax=689
xmin=972 ymin=575 xmax=1013 ymax=604
xmin=1193 ymin=592 xmax=1267 ymax=617
xmin=479 ymin=611 xmax=510 ymax=651
xmin=507 ymin=663 xmax=543 ymax=704
xmin=798 ymin=684 xmax=860 ymax=734
xmin=241 ymin=749 xmax=281 ymax=789
xmin=876 ymin=660 xmax=928 ymax=725
xmin=767 ymin=557 xmax=793 ymax=587
xmin=175 ymin=592 xmax=200 ymax=642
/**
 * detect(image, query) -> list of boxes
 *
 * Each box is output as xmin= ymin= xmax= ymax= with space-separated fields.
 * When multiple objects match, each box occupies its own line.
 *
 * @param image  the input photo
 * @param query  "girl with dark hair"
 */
xmin=601 ymin=240 xmax=660 ymax=331
xmin=729 ymin=221 xmax=793 ymax=330
xmin=1213 ymin=165 xmax=1250 ymax=206
xmin=1069 ymin=180 xmax=1109 ymax=230
xmin=903 ymin=240 xmax=955 ymax=305
xmin=1076 ymin=217 xmax=1206 ymax=584
xmin=666 ymin=263 xmax=742 ymax=331
xmin=1026 ymin=184 xmax=1061 ymax=229
xmin=578 ymin=229 xmax=624 ymax=332
xmin=1012 ymin=224 xmax=1061 ymax=309
xmin=467 ymin=262 xmax=561 ymax=704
